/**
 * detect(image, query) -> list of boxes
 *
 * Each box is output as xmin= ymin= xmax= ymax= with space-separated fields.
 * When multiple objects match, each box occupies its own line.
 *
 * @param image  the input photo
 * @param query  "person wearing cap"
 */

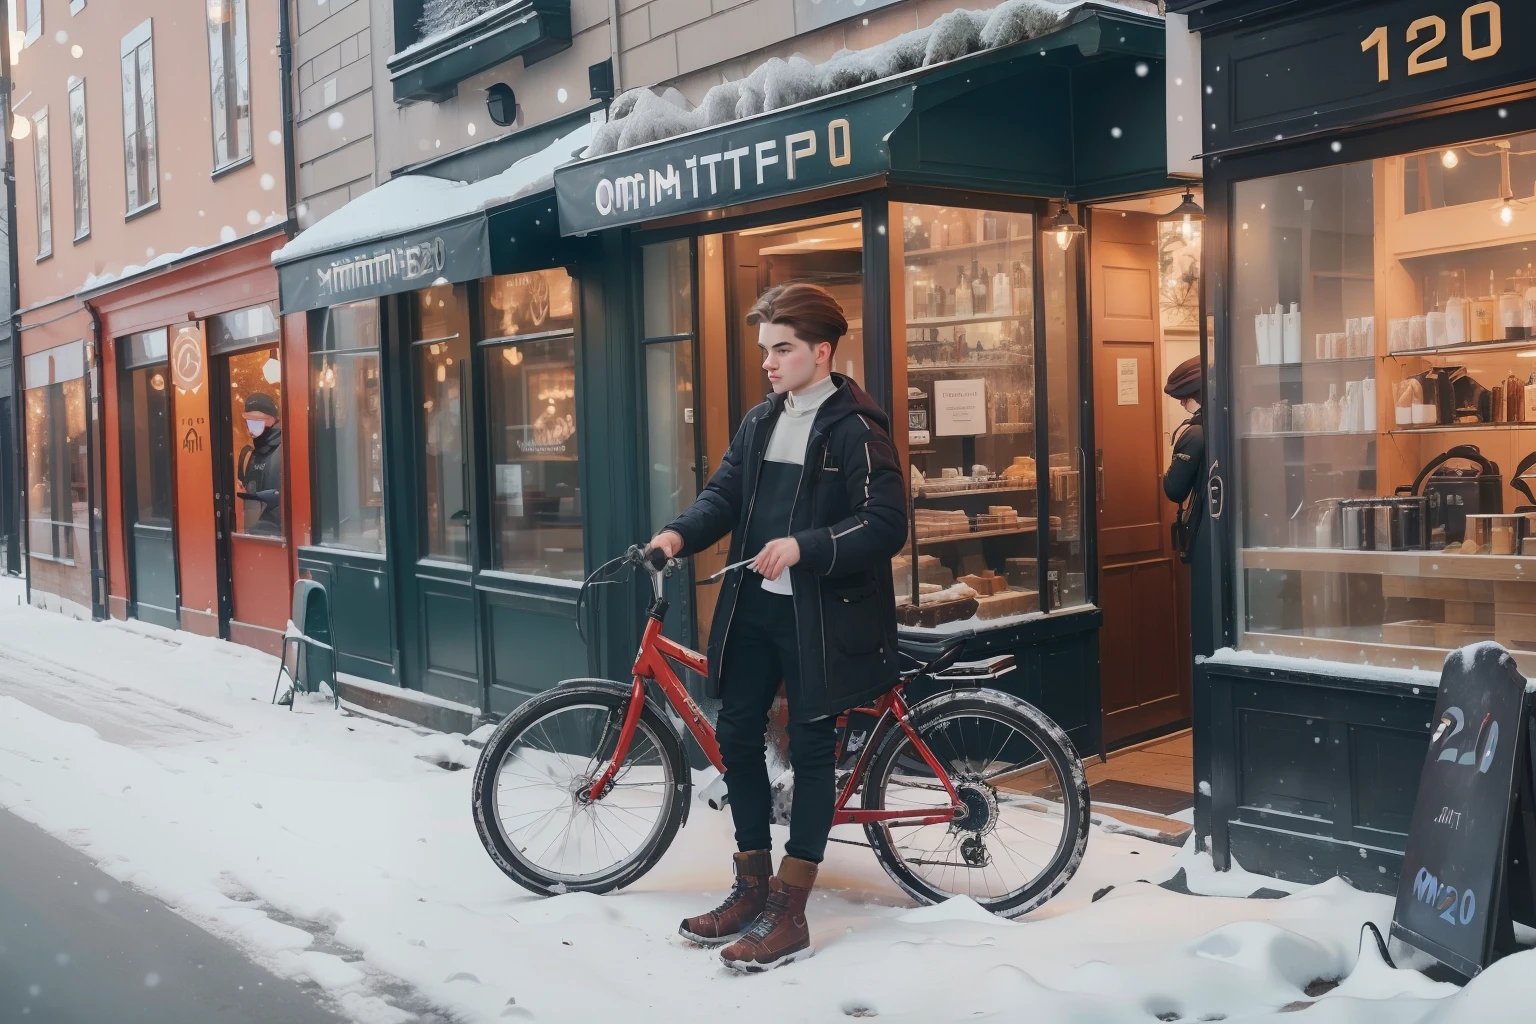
xmin=238 ymin=392 xmax=283 ymax=537
xmin=1163 ymin=357 xmax=1204 ymax=563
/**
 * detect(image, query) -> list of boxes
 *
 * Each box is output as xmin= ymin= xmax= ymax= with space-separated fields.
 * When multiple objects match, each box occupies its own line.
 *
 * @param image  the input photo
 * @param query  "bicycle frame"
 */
xmin=585 ymin=584 xmax=963 ymax=829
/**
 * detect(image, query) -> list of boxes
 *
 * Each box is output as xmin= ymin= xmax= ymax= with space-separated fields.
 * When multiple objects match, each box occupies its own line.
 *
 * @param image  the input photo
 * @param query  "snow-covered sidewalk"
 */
xmin=0 ymin=576 xmax=1527 ymax=1022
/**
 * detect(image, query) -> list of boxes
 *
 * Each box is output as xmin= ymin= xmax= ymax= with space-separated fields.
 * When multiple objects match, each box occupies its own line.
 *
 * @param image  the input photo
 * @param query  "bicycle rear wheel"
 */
xmin=472 ymin=680 xmax=689 ymax=896
xmin=861 ymin=689 xmax=1089 ymax=918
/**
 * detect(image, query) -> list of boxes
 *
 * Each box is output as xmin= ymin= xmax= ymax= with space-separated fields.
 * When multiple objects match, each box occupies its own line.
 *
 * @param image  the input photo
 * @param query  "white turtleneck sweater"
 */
xmin=758 ymin=373 xmax=837 ymax=595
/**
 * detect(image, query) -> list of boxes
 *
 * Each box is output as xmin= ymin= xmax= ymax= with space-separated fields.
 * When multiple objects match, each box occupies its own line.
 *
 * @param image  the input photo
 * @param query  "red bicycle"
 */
xmin=472 ymin=547 xmax=1089 ymax=918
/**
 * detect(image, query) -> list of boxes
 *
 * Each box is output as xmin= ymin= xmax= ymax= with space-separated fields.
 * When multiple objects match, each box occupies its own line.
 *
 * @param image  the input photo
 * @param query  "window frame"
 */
xmin=68 ymin=79 xmax=89 ymax=243
xmin=477 ymin=270 xmax=584 ymax=580
xmin=308 ymin=300 xmax=388 ymax=556
xmin=206 ymin=0 xmax=252 ymax=173
xmin=24 ymin=0 xmax=40 ymax=46
xmin=121 ymin=20 xmax=159 ymax=218
xmin=32 ymin=108 xmax=51 ymax=261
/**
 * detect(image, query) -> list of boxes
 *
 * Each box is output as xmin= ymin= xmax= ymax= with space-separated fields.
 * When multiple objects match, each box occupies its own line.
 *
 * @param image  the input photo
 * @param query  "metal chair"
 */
xmin=271 ymin=579 xmax=339 ymax=710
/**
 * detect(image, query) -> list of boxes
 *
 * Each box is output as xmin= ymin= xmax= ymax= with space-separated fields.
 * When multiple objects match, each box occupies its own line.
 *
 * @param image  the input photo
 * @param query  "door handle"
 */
xmin=1208 ymin=459 xmax=1225 ymax=521
xmin=451 ymin=509 xmax=471 ymax=524
xmin=1095 ymin=448 xmax=1105 ymax=506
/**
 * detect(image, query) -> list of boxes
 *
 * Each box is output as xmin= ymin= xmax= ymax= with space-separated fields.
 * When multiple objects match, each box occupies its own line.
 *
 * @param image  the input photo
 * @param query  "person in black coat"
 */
xmin=1163 ymin=356 xmax=1204 ymax=563
xmin=238 ymin=392 xmax=283 ymax=537
xmin=648 ymin=283 xmax=907 ymax=970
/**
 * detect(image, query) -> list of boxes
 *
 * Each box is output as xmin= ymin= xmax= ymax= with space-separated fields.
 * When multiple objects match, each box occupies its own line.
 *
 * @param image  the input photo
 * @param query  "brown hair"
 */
xmin=746 ymin=283 xmax=847 ymax=352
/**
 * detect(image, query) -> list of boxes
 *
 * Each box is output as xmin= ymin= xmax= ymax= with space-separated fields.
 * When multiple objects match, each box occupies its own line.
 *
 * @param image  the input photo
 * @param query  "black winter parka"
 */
xmin=663 ymin=374 xmax=908 ymax=722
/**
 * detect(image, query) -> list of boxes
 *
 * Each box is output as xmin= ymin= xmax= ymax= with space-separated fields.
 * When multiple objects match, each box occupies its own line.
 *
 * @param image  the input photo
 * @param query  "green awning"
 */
xmin=555 ymin=4 xmax=1174 ymax=236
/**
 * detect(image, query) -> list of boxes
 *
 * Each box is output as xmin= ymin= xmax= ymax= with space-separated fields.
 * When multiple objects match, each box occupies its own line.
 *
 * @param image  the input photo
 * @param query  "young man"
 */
xmin=1162 ymin=356 xmax=1204 ymax=564
xmin=237 ymin=392 xmax=283 ymax=537
xmin=647 ymin=283 xmax=907 ymax=971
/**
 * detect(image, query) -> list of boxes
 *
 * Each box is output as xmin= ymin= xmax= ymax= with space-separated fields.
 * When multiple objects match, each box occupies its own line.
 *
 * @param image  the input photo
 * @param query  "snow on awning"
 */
xmin=273 ymin=120 xmax=594 ymax=314
xmin=555 ymin=1 xmax=1165 ymax=235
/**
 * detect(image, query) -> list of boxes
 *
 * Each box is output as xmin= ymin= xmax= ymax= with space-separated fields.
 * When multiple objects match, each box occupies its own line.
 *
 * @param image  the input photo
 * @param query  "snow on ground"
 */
xmin=0 ymin=575 xmax=1528 ymax=1022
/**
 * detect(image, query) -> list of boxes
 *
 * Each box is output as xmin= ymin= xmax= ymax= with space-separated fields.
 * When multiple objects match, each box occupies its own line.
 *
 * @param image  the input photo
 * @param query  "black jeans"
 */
xmin=715 ymin=576 xmax=838 ymax=863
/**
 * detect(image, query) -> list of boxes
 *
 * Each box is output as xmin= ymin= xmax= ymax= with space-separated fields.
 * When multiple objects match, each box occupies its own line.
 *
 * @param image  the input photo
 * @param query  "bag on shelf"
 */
xmin=1396 ymin=444 xmax=1504 ymax=548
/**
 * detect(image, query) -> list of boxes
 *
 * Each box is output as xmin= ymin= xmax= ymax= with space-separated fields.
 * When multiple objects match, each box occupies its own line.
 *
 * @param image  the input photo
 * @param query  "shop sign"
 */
xmin=1199 ymin=0 xmax=1536 ymax=151
xmin=171 ymin=326 xmax=205 ymax=396
xmin=555 ymin=87 xmax=912 ymax=235
xmin=1390 ymin=642 xmax=1536 ymax=978
xmin=277 ymin=216 xmax=492 ymax=313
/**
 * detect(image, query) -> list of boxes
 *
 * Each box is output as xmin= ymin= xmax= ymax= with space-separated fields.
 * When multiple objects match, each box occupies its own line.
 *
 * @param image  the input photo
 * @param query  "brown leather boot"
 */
xmin=678 ymin=850 xmax=772 ymax=946
xmin=720 ymin=855 xmax=818 ymax=972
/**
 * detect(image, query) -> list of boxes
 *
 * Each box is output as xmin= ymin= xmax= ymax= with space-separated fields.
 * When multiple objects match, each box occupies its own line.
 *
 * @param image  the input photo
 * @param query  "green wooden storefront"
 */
xmin=277 ymin=4 xmax=1181 ymax=743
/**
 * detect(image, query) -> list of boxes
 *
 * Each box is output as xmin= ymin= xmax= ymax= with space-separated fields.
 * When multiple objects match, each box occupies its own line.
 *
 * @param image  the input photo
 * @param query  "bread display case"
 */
xmin=895 ymin=204 xmax=1046 ymax=630
xmin=1233 ymin=129 xmax=1536 ymax=673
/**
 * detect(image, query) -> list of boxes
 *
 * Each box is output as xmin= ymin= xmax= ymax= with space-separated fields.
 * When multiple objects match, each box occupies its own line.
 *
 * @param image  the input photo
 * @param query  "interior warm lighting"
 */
xmin=1442 ymin=149 xmax=1460 ymax=169
xmin=502 ymin=346 xmax=524 ymax=366
xmin=1048 ymin=198 xmax=1085 ymax=251
xmin=1160 ymin=189 xmax=1206 ymax=244
xmin=1493 ymin=142 xmax=1522 ymax=227
xmin=150 ymin=373 xmax=166 ymax=392
xmin=436 ymin=363 xmax=447 ymax=383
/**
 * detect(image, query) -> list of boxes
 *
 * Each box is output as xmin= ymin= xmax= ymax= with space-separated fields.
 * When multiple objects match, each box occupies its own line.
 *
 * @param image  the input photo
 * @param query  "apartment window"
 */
xmin=71 ymin=1 xmax=86 ymax=14
xmin=69 ymin=80 xmax=89 ymax=241
xmin=32 ymin=109 xmax=51 ymax=259
xmin=206 ymin=0 xmax=251 ymax=171
xmin=24 ymin=0 xmax=40 ymax=45
xmin=121 ymin=21 xmax=158 ymax=215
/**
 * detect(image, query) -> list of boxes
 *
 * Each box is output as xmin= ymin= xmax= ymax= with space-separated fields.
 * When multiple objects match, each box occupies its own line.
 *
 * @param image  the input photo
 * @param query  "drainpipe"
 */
xmin=83 ymin=301 xmax=107 ymax=621
xmin=607 ymin=0 xmax=623 ymax=93
xmin=2 ymin=2 xmax=28 ymax=587
xmin=277 ymin=0 xmax=300 ymax=232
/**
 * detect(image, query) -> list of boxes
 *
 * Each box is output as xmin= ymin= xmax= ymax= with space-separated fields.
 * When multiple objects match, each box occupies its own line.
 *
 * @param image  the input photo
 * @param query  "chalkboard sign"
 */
xmin=1391 ymin=643 xmax=1536 ymax=978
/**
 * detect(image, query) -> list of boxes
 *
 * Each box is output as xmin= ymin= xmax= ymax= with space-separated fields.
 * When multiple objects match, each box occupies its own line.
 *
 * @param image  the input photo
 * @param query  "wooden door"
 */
xmin=1091 ymin=212 xmax=1192 ymax=745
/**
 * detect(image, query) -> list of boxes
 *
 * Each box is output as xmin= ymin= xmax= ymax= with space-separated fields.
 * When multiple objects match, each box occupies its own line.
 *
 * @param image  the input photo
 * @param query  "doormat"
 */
xmin=1091 ymin=779 xmax=1195 ymax=816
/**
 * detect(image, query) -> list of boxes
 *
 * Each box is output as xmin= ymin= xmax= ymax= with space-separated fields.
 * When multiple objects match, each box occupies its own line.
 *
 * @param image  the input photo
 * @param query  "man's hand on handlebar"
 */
xmin=646 ymin=530 xmax=684 ymax=560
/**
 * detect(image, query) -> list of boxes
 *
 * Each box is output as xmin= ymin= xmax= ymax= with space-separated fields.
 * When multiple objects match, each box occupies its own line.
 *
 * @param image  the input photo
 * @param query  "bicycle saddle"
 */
xmin=897 ymin=635 xmax=970 ymax=676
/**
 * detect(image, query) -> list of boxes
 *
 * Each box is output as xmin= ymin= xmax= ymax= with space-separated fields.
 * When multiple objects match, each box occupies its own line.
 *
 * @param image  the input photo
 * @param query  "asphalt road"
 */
xmin=0 ymin=808 xmax=351 ymax=1024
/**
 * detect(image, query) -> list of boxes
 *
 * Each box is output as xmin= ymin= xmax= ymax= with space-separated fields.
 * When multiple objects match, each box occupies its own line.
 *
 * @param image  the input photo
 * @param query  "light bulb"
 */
xmin=436 ymin=363 xmax=447 ymax=383
xmin=1055 ymin=229 xmax=1071 ymax=251
xmin=1442 ymin=150 xmax=1459 ymax=169
xmin=1181 ymin=214 xmax=1194 ymax=243
xmin=1501 ymin=202 xmax=1515 ymax=226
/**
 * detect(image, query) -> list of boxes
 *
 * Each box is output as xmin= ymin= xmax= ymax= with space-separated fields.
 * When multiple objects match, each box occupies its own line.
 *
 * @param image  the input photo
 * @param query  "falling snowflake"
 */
xmin=268 ymin=130 xmax=283 ymax=146
xmin=328 ymin=111 xmax=345 ymax=130
xmin=220 ymin=226 xmax=238 ymax=243
xmin=71 ymin=45 xmax=82 ymax=58
xmin=1135 ymin=62 xmax=1148 ymax=78
xmin=1110 ymin=127 xmax=1122 ymax=139
xmin=260 ymin=173 xmax=276 ymax=191
xmin=557 ymin=87 xmax=568 ymax=103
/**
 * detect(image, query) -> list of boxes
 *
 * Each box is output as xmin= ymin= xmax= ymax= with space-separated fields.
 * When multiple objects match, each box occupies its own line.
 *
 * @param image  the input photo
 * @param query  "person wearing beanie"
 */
xmin=1163 ymin=356 xmax=1204 ymax=563
xmin=237 ymin=391 xmax=283 ymax=538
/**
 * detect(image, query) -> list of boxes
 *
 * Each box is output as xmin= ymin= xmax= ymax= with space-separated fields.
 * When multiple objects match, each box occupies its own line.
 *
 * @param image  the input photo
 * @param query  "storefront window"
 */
xmin=312 ymin=300 xmax=384 ymax=554
xmin=641 ymin=240 xmax=699 ymax=534
xmin=415 ymin=284 xmax=471 ymax=562
xmin=23 ymin=342 xmax=88 ymax=563
xmin=481 ymin=271 xmax=582 ymax=579
xmin=1231 ymin=129 xmax=1536 ymax=669
xmin=897 ymin=203 xmax=1038 ymax=629
xmin=1044 ymin=220 xmax=1087 ymax=610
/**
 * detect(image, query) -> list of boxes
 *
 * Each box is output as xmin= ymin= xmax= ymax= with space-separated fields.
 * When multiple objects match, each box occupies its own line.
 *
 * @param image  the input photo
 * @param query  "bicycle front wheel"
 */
xmin=472 ymin=681 xmax=689 ymax=896
xmin=861 ymin=689 xmax=1089 ymax=918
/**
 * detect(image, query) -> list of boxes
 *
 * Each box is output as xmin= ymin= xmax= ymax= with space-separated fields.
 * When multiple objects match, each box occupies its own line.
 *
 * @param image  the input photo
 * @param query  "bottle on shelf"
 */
xmin=1445 ymin=272 xmax=1468 ymax=347
xmin=955 ymin=266 xmax=973 ymax=317
xmin=1011 ymin=261 xmax=1031 ymax=316
xmin=933 ymin=217 xmax=948 ymax=249
xmin=1282 ymin=301 xmax=1301 ymax=364
xmin=1426 ymin=291 xmax=1448 ymax=348
xmin=1507 ymin=370 xmax=1526 ymax=423
xmin=1526 ymin=371 xmax=1536 ymax=422
xmin=1472 ymin=270 xmax=1498 ymax=342
xmin=970 ymin=259 xmax=988 ymax=314
xmin=1501 ymin=274 xmax=1525 ymax=338
xmin=993 ymin=265 xmax=1011 ymax=316
xmin=1524 ymin=265 xmax=1536 ymax=330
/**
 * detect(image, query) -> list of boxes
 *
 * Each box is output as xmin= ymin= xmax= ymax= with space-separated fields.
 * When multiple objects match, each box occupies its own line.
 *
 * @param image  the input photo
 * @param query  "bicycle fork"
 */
xmin=582 ymin=677 xmax=647 ymax=803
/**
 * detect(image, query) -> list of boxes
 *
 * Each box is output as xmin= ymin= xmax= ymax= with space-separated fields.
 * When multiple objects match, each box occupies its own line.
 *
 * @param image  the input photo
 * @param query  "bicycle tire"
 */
xmin=861 ymin=688 xmax=1090 ymax=919
xmin=472 ymin=680 xmax=690 ymax=896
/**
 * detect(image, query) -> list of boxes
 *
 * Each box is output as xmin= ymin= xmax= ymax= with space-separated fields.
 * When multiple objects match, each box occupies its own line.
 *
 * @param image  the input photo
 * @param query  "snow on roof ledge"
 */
xmin=273 ymin=119 xmax=596 ymax=265
xmin=584 ymin=0 xmax=1160 ymax=161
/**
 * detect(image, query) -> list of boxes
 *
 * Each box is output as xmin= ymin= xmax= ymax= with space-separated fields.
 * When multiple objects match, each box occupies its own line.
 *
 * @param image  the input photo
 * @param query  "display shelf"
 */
xmin=915 ymin=485 xmax=1036 ymax=500
xmin=1240 ymin=430 xmax=1376 ymax=439
xmin=1385 ymin=338 xmax=1536 ymax=359
xmin=1386 ymin=422 xmax=1536 ymax=434
xmin=917 ymin=523 xmax=1038 ymax=545
xmin=1242 ymin=546 xmax=1536 ymax=582
xmin=902 ymin=238 xmax=1032 ymax=259
xmin=906 ymin=312 xmax=1030 ymax=329
xmin=908 ymin=360 xmax=1029 ymax=373
xmin=1241 ymin=356 xmax=1376 ymax=370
